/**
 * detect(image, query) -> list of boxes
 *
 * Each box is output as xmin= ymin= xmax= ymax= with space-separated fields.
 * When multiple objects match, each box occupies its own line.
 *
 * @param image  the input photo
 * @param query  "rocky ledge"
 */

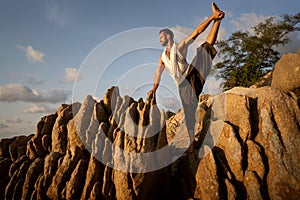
xmin=0 ymin=84 xmax=300 ymax=200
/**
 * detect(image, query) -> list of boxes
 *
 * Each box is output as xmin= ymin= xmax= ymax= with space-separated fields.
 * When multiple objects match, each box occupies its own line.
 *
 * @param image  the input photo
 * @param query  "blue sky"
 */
xmin=0 ymin=0 xmax=299 ymax=138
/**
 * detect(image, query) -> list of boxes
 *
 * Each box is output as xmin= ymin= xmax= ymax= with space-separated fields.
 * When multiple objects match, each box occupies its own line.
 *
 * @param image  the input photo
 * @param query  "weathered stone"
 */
xmin=90 ymin=182 xmax=102 ymax=200
xmin=225 ymin=179 xmax=238 ymax=200
xmin=42 ymin=134 xmax=51 ymax=152
xmin=222 ymin=93 xmax=252 ymax=141
xmin=246 ymin=140 xmax=265 ymax=180
xmin=36 ymin=120 xmax=45 ymax=136
xmin=0 ymin=158 xmax=12 ymax=200
xmin=102 ymin=165 xmax=115 ymax=200
xmin=5 ymin=159 xmax=31 ymax=200
xmin=46 ymin=146 xmax=86 ymax=199
xmin=52 ymin=102 xmax=81 ymax=154
xmin=96 ymin=100 xmax=109 ymax=124
xmin=0 ymin=158 xmax=12 ymax=179
xmin=41 ymin=113 xmax=57 ymax=136
xmin=21 ymin=158 xmax=44 ymax=200
xmin=221 ymin=86 xmax=300 ymax=198
xmin=43 ymin=152 xmax=62 ymax=186
xmin=0 ymin=138 xmax=16 ymax=158
xmin=194 ymin=152 xmax=219 ymax=200
xmin=8 ymin=155 xmax=28 ymax=177
xmin=271 ymin=49 xmax=300 ymax=96
xmin=250 ymin=71 xmax=272 ymax=88
xmin=258 ymin=106 xmax=300 ymax=199
xmin=12 ymin=179 xmax=24 ymax=200
xmin=113 ymin=170 xmax=137 ymax=200
xmin=33 ymin=152 xmax=61 ymax=200
xmin=156 ymin=112 xmax=168 ymax=150
xmin=67 ymin=95 xmax=95 ymax=150
xmin=29 ymin=134 xmax=47 ymax=158
xmin=243 ymin=170 xmax=265 ymax=200
xmin=92 ymin=122 xmax=109 ymax=163
xmin=35 ymin=174 xmax=46 ymax=200
xmin=66 ymin=159 xmax=88 ymax=200
xmin=85 ymin=103 xmax=101 ymax=151
xmin=9 ymin=135 xmax=31 ymax=161
xmin=216 ymin=121 xmax=244 ymax=182
xmin=103 ymin=86 xmax=120 ymax=115
xmin=26 ymin=140 xmax=37 ymax=160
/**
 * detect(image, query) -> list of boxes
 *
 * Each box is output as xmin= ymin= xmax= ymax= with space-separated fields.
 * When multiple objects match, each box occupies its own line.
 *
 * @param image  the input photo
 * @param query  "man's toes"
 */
xmin=212 ymin=2 xmax=220 ymax=12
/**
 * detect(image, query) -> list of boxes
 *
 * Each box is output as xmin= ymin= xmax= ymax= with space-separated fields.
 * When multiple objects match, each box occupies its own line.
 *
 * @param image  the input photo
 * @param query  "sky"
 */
xmin=0 ymin=0 xmax=299 ymax=138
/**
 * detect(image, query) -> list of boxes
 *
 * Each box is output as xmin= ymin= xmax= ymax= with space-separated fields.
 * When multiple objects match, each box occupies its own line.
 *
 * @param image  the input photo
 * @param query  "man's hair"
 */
xmin=159 ymin=28 xmax=174 ymax=40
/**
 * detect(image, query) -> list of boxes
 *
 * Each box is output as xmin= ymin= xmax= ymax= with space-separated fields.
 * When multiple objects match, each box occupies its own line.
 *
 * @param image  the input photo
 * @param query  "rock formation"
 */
xmin=0 ymin=87 xmax=171 ymax=200
xmin=252 ymin=48 xmax=300 ymax=96
xmin=1 ymin=85 xmax=299 ymax=200
xmin=1 ymin=50 xmax=300 ymax=199
xmin=270 ymin=49 xmax=300 ymax=96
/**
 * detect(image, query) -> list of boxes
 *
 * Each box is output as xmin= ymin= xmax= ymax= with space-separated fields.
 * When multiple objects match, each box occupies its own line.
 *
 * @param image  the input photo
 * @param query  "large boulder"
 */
xmin=271 ymin=49 xmax=300 ymax=96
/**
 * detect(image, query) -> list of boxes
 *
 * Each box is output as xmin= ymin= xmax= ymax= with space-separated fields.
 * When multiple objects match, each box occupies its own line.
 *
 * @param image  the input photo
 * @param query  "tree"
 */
xmin=215 ymin=13 xmax=300 ymax=91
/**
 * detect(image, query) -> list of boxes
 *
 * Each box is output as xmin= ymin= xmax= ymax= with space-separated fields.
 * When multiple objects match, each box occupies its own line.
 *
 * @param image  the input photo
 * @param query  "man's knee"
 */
xmin=200 ymin=42 xmax=217 ymax=59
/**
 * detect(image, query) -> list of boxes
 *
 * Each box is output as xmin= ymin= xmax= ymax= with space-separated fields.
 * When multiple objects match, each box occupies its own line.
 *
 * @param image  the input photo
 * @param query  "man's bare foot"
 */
xmin=212 ymin=10 xmax=224 ymax=20
xmin=216 ymin=11 xmax=225 ymax=20
xmin=212 ymin=2 xmax=225 ymax=20
xmin=212 ymin=2 xmax=220 ymax=13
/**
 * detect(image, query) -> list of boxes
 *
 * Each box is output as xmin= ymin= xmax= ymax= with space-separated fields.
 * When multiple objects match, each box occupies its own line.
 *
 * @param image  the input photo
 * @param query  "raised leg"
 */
xmin=205 ymin=19 xmax=222 ymax=46
xmin=177 ymin=2 xmax=224 ymax=58
xmin=206 ymin=2 xmax=224 ymax=46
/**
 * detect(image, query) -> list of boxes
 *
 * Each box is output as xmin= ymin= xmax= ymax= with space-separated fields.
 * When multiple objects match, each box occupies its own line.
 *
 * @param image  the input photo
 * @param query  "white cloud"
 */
xmin=203 ymin=76 xmax=222 ymax=95
xmin=229 ymin=13 xmax=300 ymax=54
xmin=45 ymin=2 xmax=70 ymax=27
xmin=0 ymin=83 xmax=42 ymax=102
xmin=229 ymin=13 xmax=271 ymax=34
xmin=16 ymin=45 xmax=45 ymax=63
xmin=64 ymin=67 xmax=80 ymax=83
xmin=158 ymin=96 xmax=180 ymax=112
xmin=0 ymin=83 xmax=70 ymax=103
xmin=276 ymin=31 xmax=300 ymax=54
xmin=42 ymin=89 xmax=70 ymax=103
xmin=26 ymin=74 xmax=45 ymax=85
xmin=0 ymin=123 xmax=9 ymax=130
xmin=23 ymin=103 xmax=56 ymax=114
xmin=9 ymin=71 xmax=20 ymax=78
xmin=2 ymin=117 xmax=22 ymax=124
xmin=171 ymin=25 xmax=193 ymax=41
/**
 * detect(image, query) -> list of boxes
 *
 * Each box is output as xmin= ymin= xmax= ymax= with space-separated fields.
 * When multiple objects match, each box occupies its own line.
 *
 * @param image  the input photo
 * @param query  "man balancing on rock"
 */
xmin=147 ymin=2 xmax=225 ymax=153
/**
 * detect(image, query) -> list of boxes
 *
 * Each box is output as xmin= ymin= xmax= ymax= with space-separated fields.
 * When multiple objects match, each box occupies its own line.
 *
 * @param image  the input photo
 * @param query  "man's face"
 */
xmin=159 ymin=32 xmax=168 ymax=46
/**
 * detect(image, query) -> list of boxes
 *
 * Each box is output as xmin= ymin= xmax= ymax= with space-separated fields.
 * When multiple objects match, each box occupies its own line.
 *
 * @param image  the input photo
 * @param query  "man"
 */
xmin=147 ymin=2 xmax=225 ymax=152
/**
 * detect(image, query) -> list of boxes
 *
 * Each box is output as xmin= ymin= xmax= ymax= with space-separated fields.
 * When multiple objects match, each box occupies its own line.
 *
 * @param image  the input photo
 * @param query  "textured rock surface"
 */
xmin=252 ymin=49 xmax=300 ymax=96
xmin=271 ymin=49 xmax=300 ymax=96
xmin=0 ymin=85 xmax=300 ymax=200
xmin=251 ymin=49 xmax=300 ymax=97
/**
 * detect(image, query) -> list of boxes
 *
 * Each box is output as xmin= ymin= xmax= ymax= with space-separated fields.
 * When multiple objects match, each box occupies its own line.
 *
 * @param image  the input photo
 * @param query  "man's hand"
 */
xmin=147 ymin=89 xmax=155 ymax=97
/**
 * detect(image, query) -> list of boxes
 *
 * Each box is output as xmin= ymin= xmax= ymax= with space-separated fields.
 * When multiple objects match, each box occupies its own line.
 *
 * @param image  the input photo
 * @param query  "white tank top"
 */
xmin=161 ymin=43 xmax=190 ymax=85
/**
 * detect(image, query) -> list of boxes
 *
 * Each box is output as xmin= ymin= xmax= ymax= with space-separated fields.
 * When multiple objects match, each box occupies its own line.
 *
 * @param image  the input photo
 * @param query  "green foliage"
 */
xmin=215 ymin=13 xmax=300 ymax=91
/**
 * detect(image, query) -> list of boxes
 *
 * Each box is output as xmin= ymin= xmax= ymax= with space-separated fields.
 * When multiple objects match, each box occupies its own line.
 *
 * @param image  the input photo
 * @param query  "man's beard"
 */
xmin=161 ymin=40 xmax=167 ymax=46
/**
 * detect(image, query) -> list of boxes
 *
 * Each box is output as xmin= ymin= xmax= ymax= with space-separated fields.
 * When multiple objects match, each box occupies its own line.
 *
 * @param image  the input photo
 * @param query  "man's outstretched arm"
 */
xmin=148 ymin=56 xmax=165 ymax=96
